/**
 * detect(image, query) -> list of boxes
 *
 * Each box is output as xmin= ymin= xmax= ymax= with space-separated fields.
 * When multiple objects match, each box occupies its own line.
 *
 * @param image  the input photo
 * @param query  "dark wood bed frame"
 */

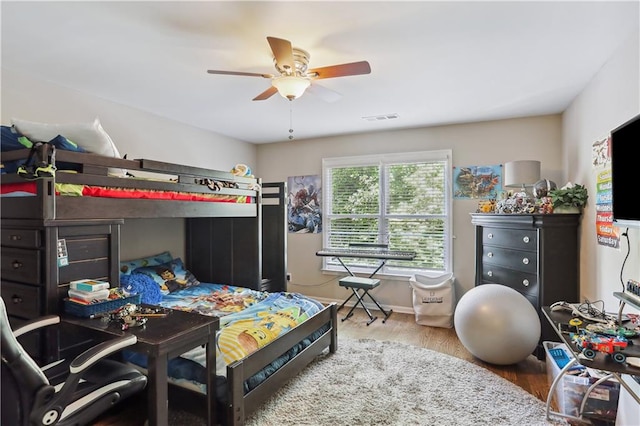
xmin=1 ymin=145 xmax=338 ymax=425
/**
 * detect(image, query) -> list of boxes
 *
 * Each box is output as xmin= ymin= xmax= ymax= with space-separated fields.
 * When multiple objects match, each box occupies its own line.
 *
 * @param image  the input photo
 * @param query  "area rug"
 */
xmin=169 ymin=338 xmax=555 ymax=425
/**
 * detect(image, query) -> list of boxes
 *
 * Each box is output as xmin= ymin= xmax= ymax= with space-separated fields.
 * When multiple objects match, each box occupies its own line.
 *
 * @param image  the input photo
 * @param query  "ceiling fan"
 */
xmin=207 ymin=36 xmax=371 ymax=102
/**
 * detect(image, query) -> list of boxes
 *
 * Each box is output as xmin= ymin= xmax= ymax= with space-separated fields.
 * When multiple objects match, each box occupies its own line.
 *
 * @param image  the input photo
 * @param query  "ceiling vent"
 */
xmin=362 ymin=113 xmax=399 ymax=122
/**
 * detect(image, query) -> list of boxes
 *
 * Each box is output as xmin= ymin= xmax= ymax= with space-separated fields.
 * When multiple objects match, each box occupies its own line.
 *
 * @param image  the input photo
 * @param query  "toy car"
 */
xmin=570 ymin=330 xmax=629 ymax=363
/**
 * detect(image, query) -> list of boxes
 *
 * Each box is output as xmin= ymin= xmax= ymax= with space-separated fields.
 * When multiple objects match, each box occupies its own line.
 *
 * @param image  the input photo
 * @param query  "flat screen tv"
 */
xmin=611 ymin=113 xmax=640 ymax=228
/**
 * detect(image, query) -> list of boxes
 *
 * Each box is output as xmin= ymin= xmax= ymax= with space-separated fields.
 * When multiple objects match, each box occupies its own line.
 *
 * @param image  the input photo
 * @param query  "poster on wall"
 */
xmin=453 ymin=165 xmax=502 ymax=199
xmin=287 ymin=175 xmax=322 ymax=234
xmin=592 ymin=136 xmax=620 ymax=248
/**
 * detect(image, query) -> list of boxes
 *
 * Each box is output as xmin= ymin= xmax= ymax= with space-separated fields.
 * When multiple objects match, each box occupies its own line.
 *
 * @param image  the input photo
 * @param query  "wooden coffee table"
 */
xmin=63 ymin=307 xmax=219 ymax=426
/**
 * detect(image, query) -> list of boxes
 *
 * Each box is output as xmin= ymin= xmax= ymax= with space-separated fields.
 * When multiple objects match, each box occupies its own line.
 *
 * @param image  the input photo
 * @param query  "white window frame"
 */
xmin=321 ymin=150 xmax=453 ymax=278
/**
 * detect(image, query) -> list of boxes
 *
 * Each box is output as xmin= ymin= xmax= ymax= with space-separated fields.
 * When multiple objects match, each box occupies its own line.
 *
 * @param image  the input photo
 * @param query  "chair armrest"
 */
xmin=13 ymin=315 xmax=60 ymax=338
xmin=70 ymin=334 xmax=138 ymax=374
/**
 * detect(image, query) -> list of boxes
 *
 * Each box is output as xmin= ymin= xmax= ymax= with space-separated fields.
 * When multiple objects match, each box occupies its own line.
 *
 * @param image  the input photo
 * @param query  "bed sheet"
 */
xmin=158 ymin=283 xmax=323 ymax=376
xmin=0 ymin=181 xmax=252 ymax=203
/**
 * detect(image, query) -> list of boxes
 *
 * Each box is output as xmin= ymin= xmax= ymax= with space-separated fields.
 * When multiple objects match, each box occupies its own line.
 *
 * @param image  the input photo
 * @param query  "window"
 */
xmin=322 ymin=150 xmax=452 ymax=277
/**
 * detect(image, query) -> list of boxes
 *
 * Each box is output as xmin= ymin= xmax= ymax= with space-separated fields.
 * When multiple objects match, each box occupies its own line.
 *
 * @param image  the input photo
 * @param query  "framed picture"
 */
xmin=287 ymin=175 xmax=322 ymax=233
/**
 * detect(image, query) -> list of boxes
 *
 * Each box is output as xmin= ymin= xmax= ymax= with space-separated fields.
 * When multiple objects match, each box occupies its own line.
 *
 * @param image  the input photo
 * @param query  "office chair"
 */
xmin=1 ymin=297 xmax=147 ymax=426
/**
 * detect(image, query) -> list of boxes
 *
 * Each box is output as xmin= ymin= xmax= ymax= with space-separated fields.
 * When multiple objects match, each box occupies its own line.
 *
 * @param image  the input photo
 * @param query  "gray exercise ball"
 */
xmin=454 ymin=284 xmax=540 ymax=365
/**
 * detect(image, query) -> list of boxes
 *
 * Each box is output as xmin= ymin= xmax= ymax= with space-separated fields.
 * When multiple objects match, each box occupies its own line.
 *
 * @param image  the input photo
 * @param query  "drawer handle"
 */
xmin=12 ymin=260 xmax=23 ymax=269
xmin=522 ymin=279 xmax=530 ymax=287
xmin=487 ymin=252 xmax=493 ymax=258
xmin=11 ymin=295 xmax=23 ymax=304
xmin=487 ymin=233 xmax=493 ymax=239
xmin=522 ymin=236 xmax=530 ymax=243
xmin=487 ymin=271 xmax=493 ymax=277
xmin=522 ymin=257 xmax=529 ymax=265
xmin=10 ymin=234 xmax=22 ymax=241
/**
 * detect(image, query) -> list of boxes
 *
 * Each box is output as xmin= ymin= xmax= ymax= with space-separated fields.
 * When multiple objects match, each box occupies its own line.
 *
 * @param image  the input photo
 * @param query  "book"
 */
xmin=68 ymin=288 xmax=110 ymax=302
xmin=70 ymin=279 xmax=110 ymax=292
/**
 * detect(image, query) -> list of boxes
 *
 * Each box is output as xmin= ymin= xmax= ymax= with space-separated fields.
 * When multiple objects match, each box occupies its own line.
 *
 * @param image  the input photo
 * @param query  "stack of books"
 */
xmin=67 ymin=279 xmax=111 ymax=305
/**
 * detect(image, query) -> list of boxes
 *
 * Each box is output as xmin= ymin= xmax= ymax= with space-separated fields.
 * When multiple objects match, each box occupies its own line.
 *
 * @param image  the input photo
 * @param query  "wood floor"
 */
xmin=94 ymin=308 xmax=552 ymax=425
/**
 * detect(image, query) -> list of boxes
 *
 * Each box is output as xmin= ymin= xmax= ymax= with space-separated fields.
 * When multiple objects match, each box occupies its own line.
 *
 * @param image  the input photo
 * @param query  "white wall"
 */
xmin=1 ymin=69 xmax=257 ymax=261
xmin=562 ymin=30 xmax=640 ymax=314
xmin=257 ymin=115 xmax=564 ymax=312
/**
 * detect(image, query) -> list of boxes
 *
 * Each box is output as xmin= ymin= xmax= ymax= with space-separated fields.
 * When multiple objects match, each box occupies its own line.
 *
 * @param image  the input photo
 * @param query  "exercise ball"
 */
xmin=454 ymin=284 xmax=540 ymax=365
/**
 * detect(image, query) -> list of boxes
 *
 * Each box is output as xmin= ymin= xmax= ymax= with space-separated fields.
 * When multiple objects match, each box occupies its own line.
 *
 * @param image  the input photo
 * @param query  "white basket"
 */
xmin=409 ymin=272 xmax=456 ymax=328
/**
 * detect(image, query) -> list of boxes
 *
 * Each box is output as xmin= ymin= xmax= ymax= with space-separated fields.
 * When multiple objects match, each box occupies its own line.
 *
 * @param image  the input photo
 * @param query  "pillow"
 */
xmin=120 ymin=251 xmax=174 ymax=276
xmin=11 ymin=117 xmax=126 ymax=176
xmin=133 ymin=258 xmax=200 ymax=295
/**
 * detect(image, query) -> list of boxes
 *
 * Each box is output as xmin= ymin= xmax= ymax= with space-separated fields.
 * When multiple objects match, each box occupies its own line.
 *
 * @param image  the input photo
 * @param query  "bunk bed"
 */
xmin=0 ymin=143 xmax=338 ymax=425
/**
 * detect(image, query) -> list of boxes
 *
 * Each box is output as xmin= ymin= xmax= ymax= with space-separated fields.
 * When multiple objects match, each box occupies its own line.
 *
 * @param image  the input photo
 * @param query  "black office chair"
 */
xmin=1 ymin=297 xmax=147 ymax=426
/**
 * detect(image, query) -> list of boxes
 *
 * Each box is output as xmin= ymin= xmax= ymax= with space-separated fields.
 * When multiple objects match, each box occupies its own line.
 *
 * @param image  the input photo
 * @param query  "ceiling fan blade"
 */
xmin=307 ymin=83 xmax=342 ymax=103
xmin=307 ymin=61 xmax=371 ymax=80
xmin=267 ymin=36 xmax=295 ymax=72
xmin=253 ymin=86 xmax=278 ymax=101
xmin=207 ymin=70 xmax=273 ymax=78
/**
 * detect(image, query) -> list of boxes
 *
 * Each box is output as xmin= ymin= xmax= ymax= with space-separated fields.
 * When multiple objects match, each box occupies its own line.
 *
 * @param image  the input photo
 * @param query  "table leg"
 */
xmin=206 ymin=334 xmax=216 ymax=426
xmin=147 ymin=354 xmax=169 ymax=426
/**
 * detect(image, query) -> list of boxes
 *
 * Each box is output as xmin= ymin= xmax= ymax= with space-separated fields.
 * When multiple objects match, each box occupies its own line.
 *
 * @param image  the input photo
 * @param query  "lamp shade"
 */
xmin=504 ymin=160 xmax=541 ymax=188
xmin=272 ymin=76 xmax=311 ymax=100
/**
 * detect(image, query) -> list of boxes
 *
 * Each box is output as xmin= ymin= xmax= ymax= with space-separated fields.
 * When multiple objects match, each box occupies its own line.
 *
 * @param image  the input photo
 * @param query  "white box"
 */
xmin=544 ymin=341 xmax=620 ymax=421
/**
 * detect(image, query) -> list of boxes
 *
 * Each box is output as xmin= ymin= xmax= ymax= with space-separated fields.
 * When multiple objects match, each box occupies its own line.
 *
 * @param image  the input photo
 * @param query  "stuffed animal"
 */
xmin=120 ymin=273 xmax=163 ymax=304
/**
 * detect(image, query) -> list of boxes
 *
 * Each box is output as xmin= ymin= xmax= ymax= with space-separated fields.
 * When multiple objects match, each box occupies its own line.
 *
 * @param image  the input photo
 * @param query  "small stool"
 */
xmin=338 ymin=276 xmax=392 ymax=325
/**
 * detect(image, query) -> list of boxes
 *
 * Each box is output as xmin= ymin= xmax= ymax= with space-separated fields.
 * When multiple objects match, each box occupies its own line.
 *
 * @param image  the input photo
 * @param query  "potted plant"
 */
xmin=549 ymin=183 xmax=588 ymax=213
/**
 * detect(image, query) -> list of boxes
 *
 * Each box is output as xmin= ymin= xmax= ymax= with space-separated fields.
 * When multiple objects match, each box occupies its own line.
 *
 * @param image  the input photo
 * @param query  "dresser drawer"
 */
xmin=481 ymin=245 xmax=537 ymax=274
xmin=480 ymin=264 xmax=538 ymax=297
xmin=1 ymin=228 xmax=41 ymax=248
xmin=483 ymin=227 xmax=537 ymax=251
xmin=1 ymin=281 xmax=42 ymax=319
xmin=1 ymin=247 xmax=41 ymax=284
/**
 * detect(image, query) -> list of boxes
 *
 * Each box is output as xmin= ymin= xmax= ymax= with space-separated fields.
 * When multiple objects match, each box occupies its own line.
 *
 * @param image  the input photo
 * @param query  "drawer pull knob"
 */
xmin=522 ymin=279 xmax=530 ymax=287
xmin=487 ymin=271 xmax=493 ymax=277
xmin=11 ymin=295 xmax=23 ymax=304
xmin=487 ymin=252 xmax=493 ymax=258
xmin=522 ymin=257 xmax=529 ymax=265
xmin=522 ymin=236 xmax=530 ymax=243
xmin=12 ymin=260 xmax=23 ymax=269
xmin=10 ymin=234 xmax=22 ymax=241
xmin=487 ymin=233 xmax=493 ymax=239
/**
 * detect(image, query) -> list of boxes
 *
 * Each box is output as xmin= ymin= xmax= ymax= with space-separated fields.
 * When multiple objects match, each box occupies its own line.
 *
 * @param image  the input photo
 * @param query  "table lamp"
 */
xmin=504 ymin=160 xmax=541 ymax=194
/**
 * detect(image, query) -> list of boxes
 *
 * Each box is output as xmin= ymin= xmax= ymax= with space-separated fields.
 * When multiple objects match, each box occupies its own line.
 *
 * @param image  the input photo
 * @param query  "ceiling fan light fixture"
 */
xmin=272 ymin=75 xmax=311 ymax=100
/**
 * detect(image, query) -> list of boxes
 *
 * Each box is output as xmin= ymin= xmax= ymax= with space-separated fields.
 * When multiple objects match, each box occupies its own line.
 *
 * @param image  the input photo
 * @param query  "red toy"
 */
xmin=570 ymin=330 xmax=629 ymax=363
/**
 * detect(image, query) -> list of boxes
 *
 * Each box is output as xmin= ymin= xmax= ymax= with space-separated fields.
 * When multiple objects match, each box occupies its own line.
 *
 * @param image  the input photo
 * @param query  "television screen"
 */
xmin=611 ymin=113 xmax=640 ymax=227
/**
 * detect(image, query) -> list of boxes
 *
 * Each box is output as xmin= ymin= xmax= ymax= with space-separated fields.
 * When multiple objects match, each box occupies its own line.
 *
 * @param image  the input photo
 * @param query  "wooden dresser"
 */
xmin=470 ymin=213 xmax=581 ymax=359
xmin=1 ymin=218 xmax=121 ymax=363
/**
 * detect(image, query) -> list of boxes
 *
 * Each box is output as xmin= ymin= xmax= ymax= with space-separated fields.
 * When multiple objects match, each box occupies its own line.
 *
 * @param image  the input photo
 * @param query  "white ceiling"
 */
xmin=2 ymin=1 xmax=638 ymax=144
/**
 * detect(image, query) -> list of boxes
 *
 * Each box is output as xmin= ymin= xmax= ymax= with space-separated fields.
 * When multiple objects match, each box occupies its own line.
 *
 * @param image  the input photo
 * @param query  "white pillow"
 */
xmin=11 ymin=117 xmax=126 ymax=176
xmin=12 ymin=117 xmax=121 ymax=158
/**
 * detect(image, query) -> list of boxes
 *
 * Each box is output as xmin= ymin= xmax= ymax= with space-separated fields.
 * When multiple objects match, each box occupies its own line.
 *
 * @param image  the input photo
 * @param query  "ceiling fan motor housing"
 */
xmin=274 ymin=47 xmax=310 ymax=76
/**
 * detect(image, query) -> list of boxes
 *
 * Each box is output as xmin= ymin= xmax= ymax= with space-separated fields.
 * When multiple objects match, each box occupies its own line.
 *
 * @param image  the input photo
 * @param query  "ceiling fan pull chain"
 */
xmin=289 ymin=100 xmax=294 ymax=140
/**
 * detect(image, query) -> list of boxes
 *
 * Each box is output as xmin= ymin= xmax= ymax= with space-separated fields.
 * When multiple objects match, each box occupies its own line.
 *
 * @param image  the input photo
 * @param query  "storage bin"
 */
xmin=409 ymin=272 xmax=455 ymax=328
xmin=544 ymin=341 xmax=620 ymax=422
xmin=64 ymin=294 xmax=142 ymax=318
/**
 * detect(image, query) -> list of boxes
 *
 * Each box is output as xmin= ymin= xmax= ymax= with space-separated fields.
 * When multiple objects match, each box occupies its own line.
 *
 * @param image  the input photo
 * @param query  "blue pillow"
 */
xmin=120 ymin=251 xmax=174 ymax=276
xmin=133 ymin=258 xmax=200 ymax=294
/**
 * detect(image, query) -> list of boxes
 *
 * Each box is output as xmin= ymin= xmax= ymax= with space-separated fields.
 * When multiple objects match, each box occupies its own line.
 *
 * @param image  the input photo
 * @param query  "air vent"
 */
xmin=362 ymin=113 xmax=399 ymax=122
